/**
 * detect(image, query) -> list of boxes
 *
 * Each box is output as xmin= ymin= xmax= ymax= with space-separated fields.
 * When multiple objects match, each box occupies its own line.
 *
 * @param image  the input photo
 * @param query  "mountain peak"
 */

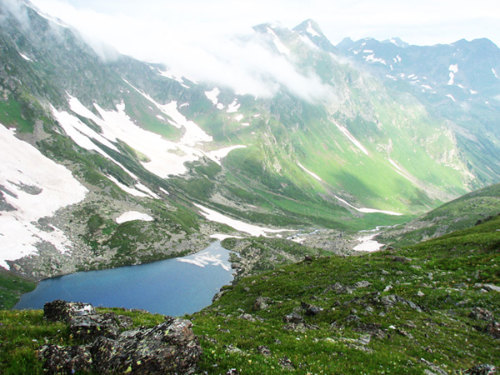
xmin=293 ymin=19 xmax=324 ymax=38
xmin=382 ymin=37 xmax=409 ymax=48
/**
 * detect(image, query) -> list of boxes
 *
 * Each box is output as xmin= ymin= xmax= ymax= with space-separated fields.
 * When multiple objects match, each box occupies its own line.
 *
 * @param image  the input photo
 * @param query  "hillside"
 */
xmin=1 ymin=211 xmax=498 ymax=374
xmin=378 ymin=183 xmax=500 ymax=246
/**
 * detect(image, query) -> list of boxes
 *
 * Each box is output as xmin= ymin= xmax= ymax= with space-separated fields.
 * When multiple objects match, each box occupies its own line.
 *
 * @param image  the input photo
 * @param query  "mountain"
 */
xmin=337 ymin=37 xmax=500 ymax=184
xmin=0 ymin=0 xmax=499 ymax=280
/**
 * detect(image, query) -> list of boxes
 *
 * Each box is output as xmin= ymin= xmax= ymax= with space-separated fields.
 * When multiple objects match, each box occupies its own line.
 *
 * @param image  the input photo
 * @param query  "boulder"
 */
xmin=465 ymin=364 xmax=497 ymax=374
xmin=69 ymin=312 xmax=133 ymax=341
xmin=43 ymin=300 xmax=95 ymax=322
xmin=252 ymin=296 xmax=272 ymax=311
xmin=38 ymin=344 xmax=93 ymax=374
xmin=39 ymin=301 xmax=201 ymax=375
xmin=301 ymin=301 xmax=324 ymax=316
xmin=283 ymin=312 xmax=304 ymax=324
xmin=470 ymin=307 xmax=494 ymax=321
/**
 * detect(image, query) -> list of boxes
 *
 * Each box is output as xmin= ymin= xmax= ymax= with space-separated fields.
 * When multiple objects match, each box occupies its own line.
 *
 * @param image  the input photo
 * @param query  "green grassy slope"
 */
xmin=189 ymin=215 xmax=499 ymax=374
xmin=379 ymin=182 xmax=500 ymax=246
xmin=1 ymin=215 xmax=498 ymax=374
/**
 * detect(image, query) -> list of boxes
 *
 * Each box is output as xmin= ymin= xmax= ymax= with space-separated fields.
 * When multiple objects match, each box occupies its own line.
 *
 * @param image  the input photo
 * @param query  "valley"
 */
xmin=0 ymin=1 xmax=499 ymax=373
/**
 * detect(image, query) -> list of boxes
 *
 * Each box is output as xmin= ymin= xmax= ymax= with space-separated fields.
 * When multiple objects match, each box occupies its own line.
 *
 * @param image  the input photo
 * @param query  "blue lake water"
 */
xmin=15 ymin=241 xmax=234 ymax=316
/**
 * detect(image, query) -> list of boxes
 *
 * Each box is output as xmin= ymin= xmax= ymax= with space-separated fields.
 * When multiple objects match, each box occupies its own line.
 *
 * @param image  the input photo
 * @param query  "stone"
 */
xmin=278 ymin=356 xmax=294 ymax=370
xmin=258 ymin=345 xmax=271 ymax=356
xmin=354 ymin=281 xmax=371 ymax=289
xmin=239 ymin=313 xmax=256 ymax=322
xmin=253 ymin=296 xmax=272 ymax=311
xmin=465 ymin=364 xmax=497 ymax=374
xmin=485 ymin=321 xmax=500 ymax=339
xmin=283 ymin=312 xmax=304 ymax=324
xmin=378 ymin=294 xmax=422 ymax=313
xmin=38 ymin=344 xmax=93 ymax=374
xmin=324 ymin=282 xmax=353 ymax=294
xmin=43 ymin=300 xmax=95 ymax=323
xmin=69 ymin=312 xmax=133 ymax=341
xmin=301 ymin=301 xmax=323 ymax=316
xmin=483 ymin=284 xmax=500 ymax=293
xmin=470 ymin=307 xmax=494 ymax=321
xmin=39 ymin=302 xmax=201 ymax=375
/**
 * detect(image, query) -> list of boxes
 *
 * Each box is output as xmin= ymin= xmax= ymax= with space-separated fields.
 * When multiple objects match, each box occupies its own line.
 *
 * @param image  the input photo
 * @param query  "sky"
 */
xmin=22 ymin=0 xmax=500 ymax=99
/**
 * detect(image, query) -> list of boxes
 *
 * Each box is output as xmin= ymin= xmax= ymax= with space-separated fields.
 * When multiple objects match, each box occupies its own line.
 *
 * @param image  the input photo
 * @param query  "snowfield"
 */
xmin=0 ymin=125 xmax=87 ymax=269
xmin=115 ymin=211 xmax=154 ymax=224
xmin=194 ymin=203 xmax=290 ymax=237
xmin=353 ymin=233 xmax=384 ymax=252
xmin=206 ymin=145 xmax=247 ymax=165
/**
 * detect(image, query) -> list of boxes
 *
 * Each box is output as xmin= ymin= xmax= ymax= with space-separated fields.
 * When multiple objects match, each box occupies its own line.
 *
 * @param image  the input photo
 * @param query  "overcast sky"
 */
xmin=25 ymin=0 xmax=500 ymax=99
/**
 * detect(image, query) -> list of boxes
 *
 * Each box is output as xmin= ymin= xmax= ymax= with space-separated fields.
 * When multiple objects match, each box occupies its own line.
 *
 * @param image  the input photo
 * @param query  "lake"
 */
xmin=15 ymin=241 xmax=234 ymax=316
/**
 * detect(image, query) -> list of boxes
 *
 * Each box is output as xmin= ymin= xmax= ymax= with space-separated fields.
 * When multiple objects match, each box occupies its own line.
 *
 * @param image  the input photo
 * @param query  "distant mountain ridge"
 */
xmin=0 ymin=0 xmax=499 ymax=279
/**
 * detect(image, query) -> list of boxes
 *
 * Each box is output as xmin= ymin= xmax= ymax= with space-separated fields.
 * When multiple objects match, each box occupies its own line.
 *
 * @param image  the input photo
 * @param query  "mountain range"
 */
xmin=0 ymin=1 xmax=499 ymax=281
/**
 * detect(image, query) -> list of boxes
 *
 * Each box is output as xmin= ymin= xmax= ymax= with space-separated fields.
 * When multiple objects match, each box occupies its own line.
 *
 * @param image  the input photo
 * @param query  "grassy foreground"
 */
xmin=1 ymin=216 xmax=499 ymax=374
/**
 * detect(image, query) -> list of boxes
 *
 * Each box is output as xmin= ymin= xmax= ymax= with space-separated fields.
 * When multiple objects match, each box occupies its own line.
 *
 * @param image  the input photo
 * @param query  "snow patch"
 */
xmin=333 ymin=194 xmax=402 ymax=216
xmin=306 ymin=21 xmax=320 ymax=37
xmin=448 ymin=64 xmax=458 ymax=85
xmin=0 ymin=125 xmax=87 ymax=268
xmin=267 ymin=27 xmax=290 ymax=55
xmin=446 ymin=94 xmax=456 ymax=102
xmin=234 ymin=114 xmax=244 ymax=122
xmin=177 ymin=250 xmax=231 ymax=271
xmin=297 ymin=162 xmax=323 ymax=182
xmin=353 ymin=233 xmax=384 ymax=252
xmin=492 ymin=68 xmax=499 ymax=79
xmin=194 ymin=203 xmax=290 ymax=237
xmin=206 ymin=145 xmax=247 ymax=165
xmin=106 ymin=175 xmax=153 ymax=198
xmin=332 ymin=120 xmax=369 ymax=155
xmin=161 ymin=101 xmax=213 ymax=146
xmin=364 ymin=54 xmax=387 ymax=65
xmin=204 ymin=88 xmax=221 ymax=106
xmin=19 ymin=52 xmax=32 ymax=61
xmin=226 ymin=99 xmax=240 ymax=113
xmin=115 ymin=211 xmax=154 ymax=224
xmin=210 ymin=233 xmax=242 ymax=241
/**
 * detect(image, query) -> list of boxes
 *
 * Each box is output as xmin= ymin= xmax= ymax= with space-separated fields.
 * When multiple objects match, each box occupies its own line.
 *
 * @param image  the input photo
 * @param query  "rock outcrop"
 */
xmin=38 ymin=301 xmax=202 ymax=375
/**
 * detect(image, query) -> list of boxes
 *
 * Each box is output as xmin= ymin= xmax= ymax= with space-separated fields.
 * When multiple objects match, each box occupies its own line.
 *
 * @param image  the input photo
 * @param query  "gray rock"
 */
xmin=39 ymin=301 xmax=201 ymax=374
xmin=465 ymin=364 xmax=497 ymax=374
xmin=283 ymin=312 xmax=304 ymax=324
xmin=253 ymin=296 xmax=272 ymax=311
xmin=44 ymin=300 xmax=95 ymax=323
xmin=483 ymin=284 xmax=500 ymax=293
xmin=239 ymin=313 xmax=256 ymax=322
xmin=278 ymin=356 xmax=295 ymax=370
xmin=470 ymin=307 xmax=494 ymax=321
xmin=379 ymin=294 xmax=422 ymax=313
xmin=38 ymin=344 xmax=93 ymax=374
xmin=258 ymin=345 xmax=271 ymax=356
xmin=324 ymin=282 xmax=353 ymax=294
xmin=69 ymin=312 xmax=133 ymax=340
xmin=301 ymin=301 xmax=324 ymax=316
xmin=485 ymin=321 xmax=500 ymax=339
xmin=354 ymin=281 xmax=371 ymax=289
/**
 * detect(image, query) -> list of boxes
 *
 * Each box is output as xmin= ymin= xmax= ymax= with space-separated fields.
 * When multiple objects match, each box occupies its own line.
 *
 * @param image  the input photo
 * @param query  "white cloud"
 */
xmin=27 ymin=0 xmax=500 ymax=99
